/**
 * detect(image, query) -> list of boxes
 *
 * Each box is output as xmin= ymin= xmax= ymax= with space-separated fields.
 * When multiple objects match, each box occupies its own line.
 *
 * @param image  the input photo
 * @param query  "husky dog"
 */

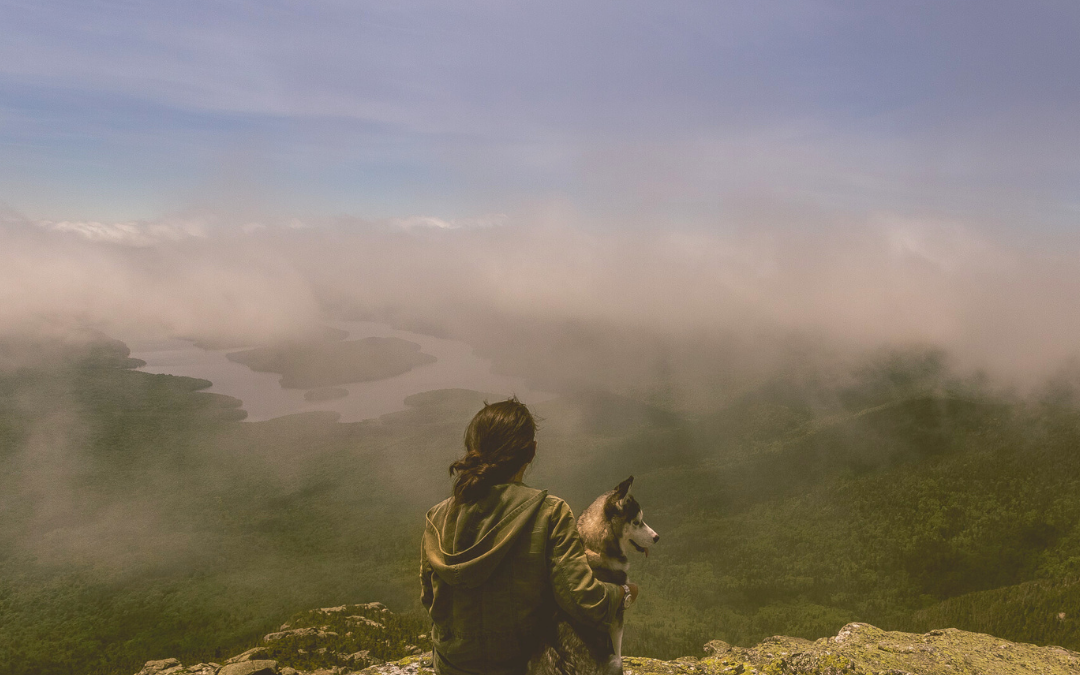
xmin=530 ymin=476 xmax=659 ymax=675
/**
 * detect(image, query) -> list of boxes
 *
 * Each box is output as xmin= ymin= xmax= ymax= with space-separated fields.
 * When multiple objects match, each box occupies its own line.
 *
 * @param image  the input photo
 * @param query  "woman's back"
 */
xmin=420 ymin=399 xmax=622 ymax=675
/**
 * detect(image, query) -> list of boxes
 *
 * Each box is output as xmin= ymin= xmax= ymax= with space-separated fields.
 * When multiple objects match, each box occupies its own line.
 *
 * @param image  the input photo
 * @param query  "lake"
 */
xmin=126 ymin=321 xmax=551 ymax=422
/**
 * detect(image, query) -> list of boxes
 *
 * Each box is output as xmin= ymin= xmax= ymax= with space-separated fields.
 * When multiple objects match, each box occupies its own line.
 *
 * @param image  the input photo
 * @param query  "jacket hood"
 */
xmin=424 ymin=483 xmax=547 ymax=588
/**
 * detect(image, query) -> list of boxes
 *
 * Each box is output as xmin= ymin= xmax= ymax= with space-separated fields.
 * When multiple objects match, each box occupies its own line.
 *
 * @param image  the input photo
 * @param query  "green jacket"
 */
xmin=421 ymin=483 xmax=622 ymax=675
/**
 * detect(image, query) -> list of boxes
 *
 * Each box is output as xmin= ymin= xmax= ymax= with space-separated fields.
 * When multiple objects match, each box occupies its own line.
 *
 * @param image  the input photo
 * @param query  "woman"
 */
xmin=421 ymin=398 xmax=638 ymax=675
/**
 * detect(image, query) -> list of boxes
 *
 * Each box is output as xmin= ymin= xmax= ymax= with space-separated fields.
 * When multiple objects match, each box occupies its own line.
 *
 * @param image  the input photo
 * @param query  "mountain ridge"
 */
xmin=131 ymin=603 xmax=1080 ymax=675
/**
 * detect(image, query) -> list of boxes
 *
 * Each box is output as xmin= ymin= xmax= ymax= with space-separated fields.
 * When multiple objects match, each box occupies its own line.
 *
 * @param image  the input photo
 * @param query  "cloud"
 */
xmin=3 ymin=200 xmax=1080 ymax=390
xmin=4 ymin=2 xmax=1079 ymax=222
xmin=0 ymin=215 xmax=322 ymax=343
xmin=385 ymin=214 xmax=507 ymax=231
xmin=39 ymin=218 xmax=209 ymax=246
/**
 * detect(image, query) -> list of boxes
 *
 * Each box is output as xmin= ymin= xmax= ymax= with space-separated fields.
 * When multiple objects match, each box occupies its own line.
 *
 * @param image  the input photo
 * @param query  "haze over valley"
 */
xmin=7 ymin=212 xmax=1080 ymax=675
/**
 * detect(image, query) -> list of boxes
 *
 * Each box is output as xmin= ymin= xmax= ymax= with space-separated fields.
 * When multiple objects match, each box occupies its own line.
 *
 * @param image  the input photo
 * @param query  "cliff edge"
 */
xmin=134 ymin=604 xmax=1080 ymax=675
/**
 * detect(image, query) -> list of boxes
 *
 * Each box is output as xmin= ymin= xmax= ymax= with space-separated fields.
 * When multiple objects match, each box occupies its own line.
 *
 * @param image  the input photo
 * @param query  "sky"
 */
xmin=4 ymin=1 xmax=1080 ymax=389
xmin=2 ymin=1 xmax=1078 ymax=227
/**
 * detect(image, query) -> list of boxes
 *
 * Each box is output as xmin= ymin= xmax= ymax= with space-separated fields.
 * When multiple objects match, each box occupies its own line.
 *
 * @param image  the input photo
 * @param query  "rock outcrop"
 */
xmin=134 ymin=607 xmax=1080 ymax=675
xmin=642 ymin=622 xmax=1080 ymax=674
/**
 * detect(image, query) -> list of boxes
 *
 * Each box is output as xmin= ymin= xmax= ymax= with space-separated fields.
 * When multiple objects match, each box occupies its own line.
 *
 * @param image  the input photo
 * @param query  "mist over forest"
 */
xmin=6 ymin=204 xmax=1080 ymax=385
xmin=5 ymin=207 xmax=1080 ymax=674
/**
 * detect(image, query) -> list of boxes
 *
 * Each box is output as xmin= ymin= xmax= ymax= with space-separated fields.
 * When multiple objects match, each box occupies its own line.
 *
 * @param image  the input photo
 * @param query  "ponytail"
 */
xmin=450 ymin=397 xmax=537 ymax=504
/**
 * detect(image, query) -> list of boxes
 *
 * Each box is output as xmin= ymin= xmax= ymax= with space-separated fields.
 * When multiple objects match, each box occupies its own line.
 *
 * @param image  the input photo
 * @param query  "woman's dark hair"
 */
xmin=449 ymin=397 xmax=537 ymax=504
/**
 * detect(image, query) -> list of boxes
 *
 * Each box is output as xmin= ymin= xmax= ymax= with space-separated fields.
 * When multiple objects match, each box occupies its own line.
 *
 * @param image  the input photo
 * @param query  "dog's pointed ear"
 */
xmin=613 ymin=475 xmax=634 ymax=501
xmin=605 ymin=476 xmax=634 ymax=516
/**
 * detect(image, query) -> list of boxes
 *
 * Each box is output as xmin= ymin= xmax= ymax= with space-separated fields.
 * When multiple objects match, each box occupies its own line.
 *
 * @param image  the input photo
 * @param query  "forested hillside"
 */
xmin=4 ymin=337 xmax=1080 ymax=674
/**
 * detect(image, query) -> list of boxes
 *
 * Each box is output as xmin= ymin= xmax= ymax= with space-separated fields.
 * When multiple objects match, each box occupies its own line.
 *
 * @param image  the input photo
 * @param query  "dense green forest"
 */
xmin=3 ymin=337 xmax=1080 ymax=674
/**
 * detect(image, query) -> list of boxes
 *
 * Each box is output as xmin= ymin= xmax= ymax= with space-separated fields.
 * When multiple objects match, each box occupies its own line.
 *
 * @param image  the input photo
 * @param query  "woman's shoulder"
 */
xmin=424 ymin=485 xmax=570 ymax=521
xmin=537 ymin=492 xmax=574 ymax=518
xmin=509 ymin=482 xmax=566 ymax=509
xmin=541 ymin=492 xmax=568 ymax=507
xmin=425 ymin=495 xmax=454 ymax=520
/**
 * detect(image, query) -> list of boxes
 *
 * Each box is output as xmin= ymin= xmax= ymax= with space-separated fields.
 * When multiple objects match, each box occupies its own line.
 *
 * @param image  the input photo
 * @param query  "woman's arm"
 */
xmin=545 ymin=498 xmax=623 ymax=631
xmin=420 ymin=535 xmax=434 ymax=611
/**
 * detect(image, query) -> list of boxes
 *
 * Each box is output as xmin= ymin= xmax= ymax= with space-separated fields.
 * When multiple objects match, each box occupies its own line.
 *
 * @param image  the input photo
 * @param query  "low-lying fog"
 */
xmin=6 ymin=201 xmax=1080 ymax=671
xmin=4 ymin=203 xmax=1080 ymax=401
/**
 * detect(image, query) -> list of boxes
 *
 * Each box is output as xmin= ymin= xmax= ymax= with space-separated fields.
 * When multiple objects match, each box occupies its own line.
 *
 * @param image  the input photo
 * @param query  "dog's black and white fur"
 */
xmin=529 ymin=476 xmax=659 ymax=675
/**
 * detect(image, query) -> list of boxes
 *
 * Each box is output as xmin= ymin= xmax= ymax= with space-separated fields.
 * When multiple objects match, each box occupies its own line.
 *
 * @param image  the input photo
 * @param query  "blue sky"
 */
xmin=2 ymin=1 xmax=1078 ymax=226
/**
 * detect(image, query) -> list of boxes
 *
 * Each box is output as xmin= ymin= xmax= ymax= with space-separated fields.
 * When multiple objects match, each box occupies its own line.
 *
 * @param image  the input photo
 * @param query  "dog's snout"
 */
xmin=653 ymin=533 xmax=660 ymax=543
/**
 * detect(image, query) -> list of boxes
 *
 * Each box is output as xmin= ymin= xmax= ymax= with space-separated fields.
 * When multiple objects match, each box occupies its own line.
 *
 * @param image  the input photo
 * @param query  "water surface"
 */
xmin=126 ymin=321 xmax=550 ymax=422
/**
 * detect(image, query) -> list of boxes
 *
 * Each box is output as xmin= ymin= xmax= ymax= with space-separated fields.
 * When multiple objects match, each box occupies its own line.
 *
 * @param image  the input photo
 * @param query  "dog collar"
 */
xmin=622 ymin=584 xmax=633 ymax=609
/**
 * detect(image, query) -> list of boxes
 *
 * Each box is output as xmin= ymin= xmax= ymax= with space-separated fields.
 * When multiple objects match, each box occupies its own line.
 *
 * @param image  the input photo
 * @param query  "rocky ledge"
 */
xmin=135 ymin=605 xmax=1079 ymax=675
